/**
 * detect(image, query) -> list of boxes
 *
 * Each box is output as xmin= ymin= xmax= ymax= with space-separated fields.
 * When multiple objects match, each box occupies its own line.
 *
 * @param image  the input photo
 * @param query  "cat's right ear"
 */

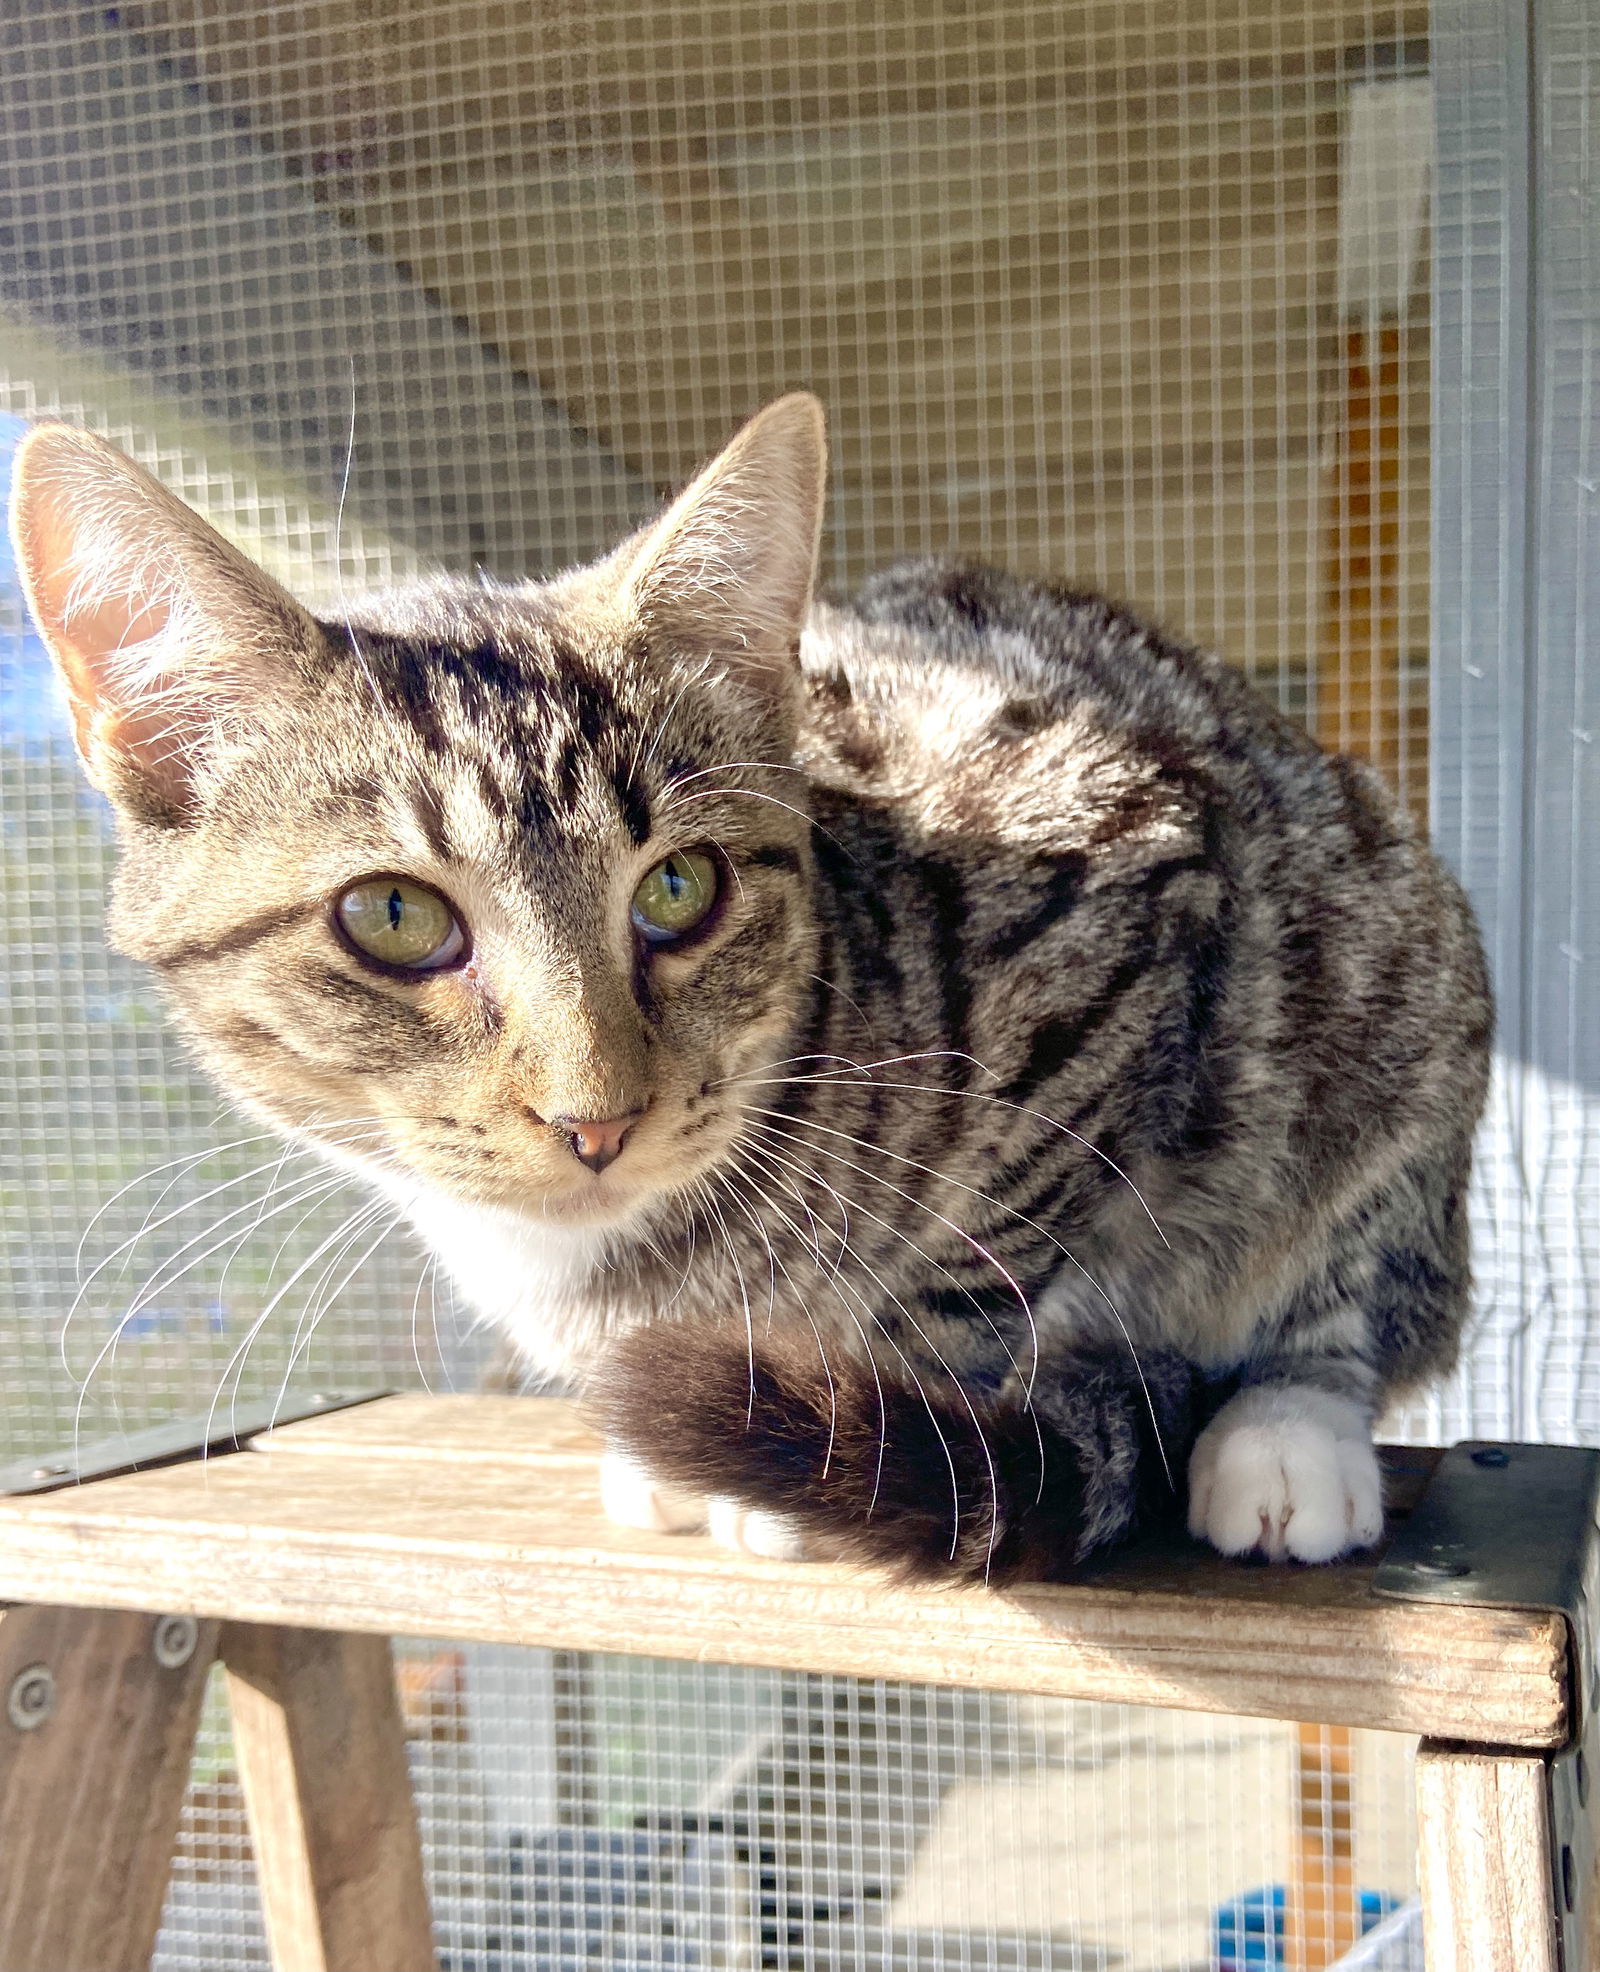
xmin=7 ymin=424 xmax=322 ymax=827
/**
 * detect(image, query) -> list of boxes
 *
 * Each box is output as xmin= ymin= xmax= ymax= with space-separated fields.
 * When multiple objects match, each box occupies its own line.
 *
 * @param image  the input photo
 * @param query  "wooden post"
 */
xmin=1285 ymin=1722 xmax=1361 ymax=1969
xmin=1415 ymin=1740 xmax=1560 ymax=1972
xmin=1316 ymin=323 xmax=1411 ymax=797
xmin=0 ymin=1603 xmax=217 ymax=1972
xmin=221 ymin=1623 xmax=435 ymax=1972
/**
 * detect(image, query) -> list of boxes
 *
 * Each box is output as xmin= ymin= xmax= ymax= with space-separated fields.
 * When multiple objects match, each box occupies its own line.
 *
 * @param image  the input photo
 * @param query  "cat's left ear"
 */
xmin=615 ymin=393 xmax=827 ymax=707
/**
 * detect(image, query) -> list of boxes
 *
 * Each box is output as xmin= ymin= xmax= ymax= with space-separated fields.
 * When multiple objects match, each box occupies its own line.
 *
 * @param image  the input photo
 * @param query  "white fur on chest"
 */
xmin=407 ymin=1190 xmax=617 ymax=1379
xmin=320 ymin=1138 xmax=619 ymax=1379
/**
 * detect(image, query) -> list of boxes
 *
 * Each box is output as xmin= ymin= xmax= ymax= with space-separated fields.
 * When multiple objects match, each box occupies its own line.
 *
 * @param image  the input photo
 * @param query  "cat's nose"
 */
xmin=553 ymin=1110 xmax=644 ymax=1175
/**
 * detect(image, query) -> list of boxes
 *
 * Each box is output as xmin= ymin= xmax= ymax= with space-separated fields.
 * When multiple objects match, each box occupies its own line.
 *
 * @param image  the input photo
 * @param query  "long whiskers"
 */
xmin=200 ymin=1193 xmax=395 ymax=1452
xmin=745 ymin=1108 xmax=1173 ymax=1492
xmin=69 ymin=1114 xmax=397 ymax=1458
xmin=72 ymin=1124 xmax=346 ymax=1279
xmin=723 ymin=1054 xmax=1171 ymax=1247
xmin=744 ymin=1108 xmax=1042 ymax=1393
xmin=411 ymin=1249 xmax=443 ymax=1395
xmin=693 ymin=1173 xmax=759 ymax=1420
xmin=71 ymin=1165 xmax=363 ymax=1457
xmin=711 ymin=1148 xmax=894 ymax=1515
xmin=726 ymin=1134 xmax=1002 ymax=1571
xmin=64 ymin=1126 xmax=391 ymax=1373
xmin=711 ymin=1153 xmax=840 ymax=1477
xmin=739 ymin=1124 xmax=1046 ymax=1516
xmin=270 ymin=1205 xmax=405 ymax=1432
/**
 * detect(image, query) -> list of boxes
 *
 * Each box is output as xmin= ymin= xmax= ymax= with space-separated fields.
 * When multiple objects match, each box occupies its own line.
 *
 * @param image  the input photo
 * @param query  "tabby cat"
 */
xmin=9 ymin=397 xmax=1490 ymax=1580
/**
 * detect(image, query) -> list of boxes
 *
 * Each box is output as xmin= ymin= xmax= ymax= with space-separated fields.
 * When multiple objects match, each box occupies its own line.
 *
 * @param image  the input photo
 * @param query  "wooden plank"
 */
xmin=0 ymin=1604 xmax=217 ymax=1972
xmin=254 ymin=1391 xmax=605 ymax=1465
xmin=0 ymin=1400 xmax=1566 ymax=1746
xmin=222 ymin=1624 xmax=434 ymax=1972
xmin=1414 ymin=1741 xmax=1559 ymax=1972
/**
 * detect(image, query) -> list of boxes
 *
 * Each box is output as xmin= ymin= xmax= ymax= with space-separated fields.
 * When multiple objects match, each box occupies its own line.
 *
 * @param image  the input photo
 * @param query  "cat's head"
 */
xmin=9 ymin=396 xmax=828 ymax=1233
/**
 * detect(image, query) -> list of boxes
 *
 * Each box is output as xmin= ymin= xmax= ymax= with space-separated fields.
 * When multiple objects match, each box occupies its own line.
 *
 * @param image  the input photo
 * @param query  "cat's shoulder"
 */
xmin=799 ymin=555 xmax=1298 ymax=777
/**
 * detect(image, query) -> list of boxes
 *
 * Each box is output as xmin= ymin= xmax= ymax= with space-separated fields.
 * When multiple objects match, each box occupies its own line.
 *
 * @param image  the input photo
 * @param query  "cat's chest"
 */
xmin=404 ymin=1190 xmax=623 ymax=1378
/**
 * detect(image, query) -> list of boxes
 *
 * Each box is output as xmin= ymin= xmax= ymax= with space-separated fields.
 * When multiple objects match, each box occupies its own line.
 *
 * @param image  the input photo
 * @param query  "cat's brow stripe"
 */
xmin=610 ymin=767 xmax=652 ymax=845
xmin=469 ymin=760 xmax=512 ymax=825
xmin=144 ymin=901 xmax=324 ymax=971
xmin=406 ymin=780 xmax=453 ymax=862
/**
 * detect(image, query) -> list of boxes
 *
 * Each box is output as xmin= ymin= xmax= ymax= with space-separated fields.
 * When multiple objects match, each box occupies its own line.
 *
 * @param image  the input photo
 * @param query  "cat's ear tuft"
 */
xmin=7 ymin=423 xmax=322 ymax=826
xmin=616 ymin=393 xmax=827 ymax=707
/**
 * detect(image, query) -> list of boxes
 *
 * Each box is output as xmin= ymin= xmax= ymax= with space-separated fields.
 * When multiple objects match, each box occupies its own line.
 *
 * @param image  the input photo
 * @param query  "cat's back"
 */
xmin=800 ymin=555 xmax=1337 ymax=858
xmin=798 ymin=557 xmax=1488 ymax=1116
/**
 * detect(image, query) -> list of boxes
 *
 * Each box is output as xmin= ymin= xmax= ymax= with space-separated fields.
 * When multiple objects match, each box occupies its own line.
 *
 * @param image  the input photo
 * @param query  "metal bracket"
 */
xmin=0 ymin=1388 xmax=394 ymax=1497
xmin=1375 ymin=1440 xmax=1600 ymax=1972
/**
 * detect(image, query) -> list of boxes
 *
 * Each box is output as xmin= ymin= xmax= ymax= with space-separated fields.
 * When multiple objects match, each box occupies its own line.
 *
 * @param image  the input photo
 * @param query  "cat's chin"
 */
xmin=529 ymin=1178 xmax=653 ymax=1227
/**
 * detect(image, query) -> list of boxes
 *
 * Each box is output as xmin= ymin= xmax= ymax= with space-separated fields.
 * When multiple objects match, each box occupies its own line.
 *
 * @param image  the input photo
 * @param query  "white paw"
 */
xmin=707 ymin=1496 xmax=810 ymax=1562
xmin=599 ymin=1449 xmax=706 ymax=1534
xmin=1186 ymin=1386 xmax=1383 ymax=1564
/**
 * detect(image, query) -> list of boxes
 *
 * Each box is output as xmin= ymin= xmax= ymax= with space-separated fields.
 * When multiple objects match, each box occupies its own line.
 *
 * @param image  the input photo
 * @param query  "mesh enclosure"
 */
xmin=0 ymin=0 xmax=1592 ymax=1966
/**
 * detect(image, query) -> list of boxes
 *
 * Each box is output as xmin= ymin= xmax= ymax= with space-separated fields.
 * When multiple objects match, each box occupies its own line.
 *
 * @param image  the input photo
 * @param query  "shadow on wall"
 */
xmin=0 ymin=3 xmax=650 ymax=575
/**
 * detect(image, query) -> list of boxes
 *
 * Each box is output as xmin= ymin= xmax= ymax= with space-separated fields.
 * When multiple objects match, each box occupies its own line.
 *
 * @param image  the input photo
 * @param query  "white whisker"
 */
xmin=741 ymin=1140 xmax=997 ymax=1568
xmin=714 ymin=1153 xmax=839 ymax=1476
xmin=745 ymin=1109 xmax=1172 ymax=1493
xmin=725 ymin=1057 xmax=1170 ymax=1247
xmin=668 ymin=787 xmax=857 ymax=865
xmin=714 ymin=1148 xmax=893 ymax=1512
xmin=695 ymin=1176 xmax=758 ymax=1421
xmin=270 ymin=1207 xmax=403 ymax=1432
xmin=743 ymin=1106 xmax=1041 ymax=1393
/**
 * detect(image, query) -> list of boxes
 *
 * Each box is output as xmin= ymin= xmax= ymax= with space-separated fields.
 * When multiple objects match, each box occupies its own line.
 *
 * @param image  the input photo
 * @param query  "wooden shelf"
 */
xmin=0 ymin=1395 xmax=1568 ymax=1749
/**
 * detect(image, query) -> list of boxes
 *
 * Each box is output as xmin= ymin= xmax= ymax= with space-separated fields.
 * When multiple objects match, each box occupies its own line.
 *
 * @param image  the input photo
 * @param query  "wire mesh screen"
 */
xmin=0 ymin=0 xmax=1590 ymax=1966
xmin=154 ymin=1654 xmax=1421 ymax=1972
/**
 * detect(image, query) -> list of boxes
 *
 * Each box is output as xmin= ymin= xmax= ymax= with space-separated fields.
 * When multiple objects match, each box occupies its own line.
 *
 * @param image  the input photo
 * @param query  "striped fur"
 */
xmin=10 ymin=401 xmax=1491 ymax=1579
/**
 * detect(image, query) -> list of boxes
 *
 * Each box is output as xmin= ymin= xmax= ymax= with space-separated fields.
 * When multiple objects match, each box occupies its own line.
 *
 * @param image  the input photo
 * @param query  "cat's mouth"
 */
xmin=405 ymin=1122 xmax=723 ymax=1228
xmin=337 ymin=1090 xmax=740 ymax=1231
xmin=533 ymin=1167 xmax=651 ymax=1225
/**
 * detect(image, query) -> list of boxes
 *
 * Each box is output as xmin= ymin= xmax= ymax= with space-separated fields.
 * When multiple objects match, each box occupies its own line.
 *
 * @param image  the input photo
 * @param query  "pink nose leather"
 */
xmin=554 ymin=1112 xmax=642 ymax=1175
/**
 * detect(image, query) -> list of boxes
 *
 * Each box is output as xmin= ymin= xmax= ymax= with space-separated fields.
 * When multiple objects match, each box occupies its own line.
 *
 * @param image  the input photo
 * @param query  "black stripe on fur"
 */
xmin=592 ymin=1323 xmax=1206 ymax=1583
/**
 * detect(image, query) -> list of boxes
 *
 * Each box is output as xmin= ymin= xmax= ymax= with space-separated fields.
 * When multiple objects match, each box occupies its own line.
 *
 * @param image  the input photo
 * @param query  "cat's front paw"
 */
xmin=1186 ymin=1386 xmax=1383 ymax=1564
xmin=599 ymin=1449 xmax=707 ymax=1534
xmin=598 ymin=1452 xmax=810 ymax=1561
xmin=707 ymin=1497 xmax=810 ymax=1561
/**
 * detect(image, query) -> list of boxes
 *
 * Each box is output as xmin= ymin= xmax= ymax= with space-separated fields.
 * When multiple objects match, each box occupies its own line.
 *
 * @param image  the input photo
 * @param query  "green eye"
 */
xmin=335 ymin=877 xmax=466 ymax=971
xmin=631 ymin=850 xmax=718 ymax=943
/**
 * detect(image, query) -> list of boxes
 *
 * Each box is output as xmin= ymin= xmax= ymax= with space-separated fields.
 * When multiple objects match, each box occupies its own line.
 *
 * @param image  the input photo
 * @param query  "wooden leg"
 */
xmin=1286 ymin=1722 xmax=1361 ymax=1969
xmin=221 ymin=1624 xmax=434 ymax=1972
xmin=0 ymin=1603 xmax=217 ymax=1972
xmin=1415 ymin=1739 xmax=1560 ymax=1972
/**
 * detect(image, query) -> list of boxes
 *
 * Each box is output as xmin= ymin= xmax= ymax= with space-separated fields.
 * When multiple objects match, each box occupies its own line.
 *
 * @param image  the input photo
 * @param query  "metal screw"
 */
xmin=1471 ymin=1447 xmax=1511 ymax=1468
xmin=1414 ymin=1544 xmax=1472 ymax=1578
xmin=152 ymin=1615 xmax=200 ymax=1670
xmin=6 ymin=1664 xmax=56 ymax=1731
